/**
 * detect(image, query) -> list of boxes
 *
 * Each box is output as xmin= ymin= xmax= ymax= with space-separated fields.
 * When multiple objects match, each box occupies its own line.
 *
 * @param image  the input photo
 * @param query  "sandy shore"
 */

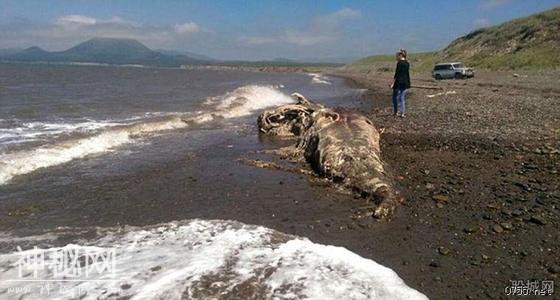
xmin=1 ymin=69 xmax=558 ymax=299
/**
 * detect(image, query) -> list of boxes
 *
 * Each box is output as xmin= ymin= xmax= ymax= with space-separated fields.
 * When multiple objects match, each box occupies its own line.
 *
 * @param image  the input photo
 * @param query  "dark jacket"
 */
xmin=393 ymin=60 xmax=411 ymax=89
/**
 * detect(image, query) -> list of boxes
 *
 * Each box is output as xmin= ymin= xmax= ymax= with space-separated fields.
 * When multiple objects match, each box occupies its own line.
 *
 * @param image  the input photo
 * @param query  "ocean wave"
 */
xmin=0 ymin=85 xmax=294 ymax=185
xmin=0 ymin=219 xmax=427 ymax=300
xmin=309 ymin=73 xmax=332 ymax=85
xmin=204 ymin=84 xmax=294 ymax=118
xmin=0 ymin=116 xmax=189 ymax=185
xmin=0 ymin=120 xmax=124 ymax=145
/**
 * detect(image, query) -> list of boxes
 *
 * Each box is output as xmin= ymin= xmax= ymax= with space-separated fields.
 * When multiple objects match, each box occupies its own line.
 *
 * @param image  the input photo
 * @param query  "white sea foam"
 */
xmin=205 ymin=84 xmax=294 ymax=118
xmin=0 ymin=113 xmax=177 ymax=146
xmin=0 ymin=120 xmax=123 ymax=145
xmin=0 ymin=219 xmax=427 ymax=300
xmin=309 ymin=73 xmax=332 ymax=85
xmin=0 ymin=232 xmax=59 ymax=243
xmin=0 ymin=117 xmax=188 ymax=185
xmin=0 ymin=85 xmax=294 ymax=185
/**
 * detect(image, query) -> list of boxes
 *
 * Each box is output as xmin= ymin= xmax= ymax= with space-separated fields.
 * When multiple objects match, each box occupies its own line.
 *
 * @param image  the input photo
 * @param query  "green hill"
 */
xmin=347 ymin=7 xmax=560 ymax=72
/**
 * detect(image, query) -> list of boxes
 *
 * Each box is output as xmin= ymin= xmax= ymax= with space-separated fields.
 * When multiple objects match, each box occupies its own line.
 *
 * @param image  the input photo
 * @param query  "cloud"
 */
xmin=174 ymin=22 xmax=200 ymax=34
xmin=55 ymin=15 xmax=97 ymax=26
xmin=480 ymin=0 xmax=512 ymax=10
xmin=242 ymin=31 xmax=334 ymax=47
xmin=473 ymin=18 xmax=492 ymax=28
xmin=0 ymin=15 xmax=201 ymax=50
xmin=315 ymin=8 xmax=362 ymax=23
xmin=241 ymin=8 xmax=361 ymax=47
xmin=54 ymin=15 xmax=137 ymax=28
xmin=0 ymin=7 xmax=451 ymax=61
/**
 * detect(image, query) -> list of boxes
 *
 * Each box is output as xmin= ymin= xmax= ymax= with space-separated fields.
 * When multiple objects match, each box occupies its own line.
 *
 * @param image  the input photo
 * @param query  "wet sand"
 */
xmin=1 ymin=70 xmax=559 ymax=299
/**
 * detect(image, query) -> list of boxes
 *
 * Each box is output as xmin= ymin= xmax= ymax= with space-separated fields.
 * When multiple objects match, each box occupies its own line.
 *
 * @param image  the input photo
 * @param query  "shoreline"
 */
xmin=0 ymin=68 xmax=558 ymax=299
xmin=328 ymin=69 xmax=560 ymax=299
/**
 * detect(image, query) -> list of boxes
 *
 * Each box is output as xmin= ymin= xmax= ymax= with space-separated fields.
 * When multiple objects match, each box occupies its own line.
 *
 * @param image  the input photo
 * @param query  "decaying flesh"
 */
xmin=257 ymin=93 xmax=399 ymax=219
xmin=257 ymin=93 xmax=322 ymax=136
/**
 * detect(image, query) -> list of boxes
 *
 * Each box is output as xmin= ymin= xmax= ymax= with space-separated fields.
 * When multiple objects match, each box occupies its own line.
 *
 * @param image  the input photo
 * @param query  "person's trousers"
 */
xmin=392 ymin=88 xmax=407 ymax=114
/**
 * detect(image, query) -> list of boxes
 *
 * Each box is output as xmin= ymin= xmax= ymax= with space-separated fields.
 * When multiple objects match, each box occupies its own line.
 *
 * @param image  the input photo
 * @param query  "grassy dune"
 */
xmin=346 ymin=7 xmax=560 ymax=73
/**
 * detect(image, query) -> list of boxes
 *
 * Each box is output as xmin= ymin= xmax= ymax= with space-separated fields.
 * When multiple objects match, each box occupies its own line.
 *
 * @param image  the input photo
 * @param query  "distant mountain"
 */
xmin=271 ymin=57 xmax=297 ymax=63
xmin=61 ymin=38 xmax=153 ymax=62
xmin=0 ymin=38 xmax=211 ymax=67
xmin=297 ymin=56 xmax=358 ymax=64
xmin=10 ymin=46 xmax=51 ymax=61
xmin=269 ymin=57 xmax=354 ymax=64
xmin=0 ymin=48 xmax=23 ymax=56
xmin=156 ymin=49 xmax=215 ymax=62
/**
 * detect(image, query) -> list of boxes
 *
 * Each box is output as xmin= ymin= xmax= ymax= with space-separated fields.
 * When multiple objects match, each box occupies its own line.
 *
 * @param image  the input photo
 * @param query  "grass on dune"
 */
xmin=346 ymin=7 xmax=560 ymax=73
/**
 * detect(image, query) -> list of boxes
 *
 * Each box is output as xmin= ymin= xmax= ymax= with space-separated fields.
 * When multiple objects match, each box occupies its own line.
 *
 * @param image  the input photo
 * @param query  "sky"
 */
xmin=0 ymin=0 xmax=559 ymax=61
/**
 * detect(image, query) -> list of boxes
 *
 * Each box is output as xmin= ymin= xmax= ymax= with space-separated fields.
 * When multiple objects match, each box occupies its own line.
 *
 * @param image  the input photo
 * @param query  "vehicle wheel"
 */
xmin=455 ymin=73 xmax=463 ymax=80
xmin=435 ymin=74 xmax=442 ymax=80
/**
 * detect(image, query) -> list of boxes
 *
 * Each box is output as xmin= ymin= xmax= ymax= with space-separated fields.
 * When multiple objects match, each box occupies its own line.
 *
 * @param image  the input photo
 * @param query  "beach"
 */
xmin=331 ymin=69 xmax=560 ymax=298
xmin=0 ymin=64 xmax=429 ymax=299
xmin=0 ymin=63 xmax=558 ymax=299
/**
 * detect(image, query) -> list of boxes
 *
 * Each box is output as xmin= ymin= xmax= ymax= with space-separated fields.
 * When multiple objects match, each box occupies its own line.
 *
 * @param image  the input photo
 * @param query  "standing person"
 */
xmin=391 ymin=48 xmax=411 ymax=118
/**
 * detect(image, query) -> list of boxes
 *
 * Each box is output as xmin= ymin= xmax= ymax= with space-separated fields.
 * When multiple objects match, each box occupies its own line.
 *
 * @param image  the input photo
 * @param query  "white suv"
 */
xmin=432 ymin=62 xmax=474 ymax=80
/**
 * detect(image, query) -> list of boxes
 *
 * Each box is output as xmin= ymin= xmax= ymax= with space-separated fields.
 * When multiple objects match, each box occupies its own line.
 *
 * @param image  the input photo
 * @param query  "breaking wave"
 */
xmin=0 ymin=219 xmax=427 ymax=300
xmin=203 ymin=84 xmax=293 ymax=118
xmin=309 ymin=73 xmax=332 ymax=85
xmin=0 ymin=120 xmax=122 ymax=145
xmin=0 ymin=85 xmax=294 ymax=185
